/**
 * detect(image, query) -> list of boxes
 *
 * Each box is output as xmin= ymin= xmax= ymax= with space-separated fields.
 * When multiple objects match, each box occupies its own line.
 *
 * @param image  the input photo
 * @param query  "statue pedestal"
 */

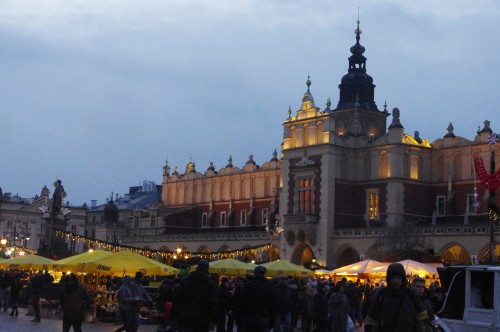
xmin=40 ymin=213 xmax=70 ymax=259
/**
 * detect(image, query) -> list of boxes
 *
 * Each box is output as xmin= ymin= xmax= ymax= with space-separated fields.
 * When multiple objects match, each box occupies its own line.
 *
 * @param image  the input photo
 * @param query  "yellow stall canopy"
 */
xmin=208 ymin=258 xmax=256 ymax=276
xmin=260 ymin=260 xmax=314 ymax=278
xmin=51 ymin=249 xmax=112 ymax=272
xmin=0 ymin=254 xmax=54 ymax=270
xmin=78 ymin=250 xmax=178 ymax=276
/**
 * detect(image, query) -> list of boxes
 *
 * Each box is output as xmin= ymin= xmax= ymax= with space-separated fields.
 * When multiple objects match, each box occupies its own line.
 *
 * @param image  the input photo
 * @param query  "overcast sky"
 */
xmin=1 ymin=1 xmax=499 ymax=206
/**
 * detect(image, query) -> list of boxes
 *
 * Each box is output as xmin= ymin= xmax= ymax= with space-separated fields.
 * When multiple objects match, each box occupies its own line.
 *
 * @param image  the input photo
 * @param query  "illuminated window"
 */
xmin=366 ymin=189 xmax=380 ymax=220
xmin=436 ymin=196 xmax=446 ymax=215
xmin=240 ymin=210 xmax=247 ymax=226
xmin=220 ymin=211 xmax=227 ymax=227
xmin=369 ymin=192 xmax=379 ymax=219
xmin=298 ymin=178 xmax=314 ymax=214
xmin=202 ymin=213 xmax=208 ymax=228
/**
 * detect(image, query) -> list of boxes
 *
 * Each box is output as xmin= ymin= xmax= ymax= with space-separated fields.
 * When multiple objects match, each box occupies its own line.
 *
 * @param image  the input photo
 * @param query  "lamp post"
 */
xmin=2 ymin=224 xmax=30 ymax=257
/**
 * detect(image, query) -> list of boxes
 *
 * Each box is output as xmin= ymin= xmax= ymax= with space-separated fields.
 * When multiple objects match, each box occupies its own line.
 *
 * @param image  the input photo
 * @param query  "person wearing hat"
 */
xmin=174 ymin=259 xmax=217 ymax=331
xmin=365 ymin=263 xmax=428 ymax=332
xmin=238 ymin=266 xmax=275 ymax=332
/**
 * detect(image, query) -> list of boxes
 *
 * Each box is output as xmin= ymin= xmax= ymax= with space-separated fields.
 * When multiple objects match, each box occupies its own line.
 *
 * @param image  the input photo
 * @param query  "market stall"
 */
xmin=78 ymin=250 xmax=178 ymax=276
xmin=260 ymin=260 xmax=314 ymax=278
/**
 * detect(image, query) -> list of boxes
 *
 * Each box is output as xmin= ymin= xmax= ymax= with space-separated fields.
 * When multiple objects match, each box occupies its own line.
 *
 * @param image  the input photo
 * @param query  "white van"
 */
xmin=436 ymin=265 xmax=498 ymax=331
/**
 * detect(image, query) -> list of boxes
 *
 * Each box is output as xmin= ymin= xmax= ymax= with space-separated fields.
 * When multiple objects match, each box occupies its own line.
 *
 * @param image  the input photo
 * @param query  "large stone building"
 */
xmin=278 ymin=21 xmax=500 ymax=268
xmin=4 ymin=21 xmax=498 ymax=269
xmin=121 ymin=21 xmax=500 ymax=269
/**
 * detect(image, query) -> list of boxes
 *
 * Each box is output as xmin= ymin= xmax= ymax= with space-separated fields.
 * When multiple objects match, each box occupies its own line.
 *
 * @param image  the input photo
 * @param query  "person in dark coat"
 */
xmin=0 ymin=269 xmax=13 ymax=313
xmin=312 ymin=282 xmax=328 ymax=332
xmin=60 ymin=273 xmax=91 ymax=332
xmin=30 ymin=272 xmax=45 ymax=322
xmin=365 ymin=263 xmax=428 ymax=332
xmin=9 ymin=273 xmax=22 ymax=317
xmin=273 ymin=275 xmax=293 ymax=332
xmin=328 ymin=282 xmax=350 ymax=332
xmin=298 ymin=283 xmax=315 ymax=332
xmin=238 ymin=266 xmax=275 ymax=332
xmin=216 ymin=277 xmax=232 ymax=332
xmin=174 ymin=259 xmax=218 ymax=332
xmin=345 ymin=281 xmax=363 ymax=326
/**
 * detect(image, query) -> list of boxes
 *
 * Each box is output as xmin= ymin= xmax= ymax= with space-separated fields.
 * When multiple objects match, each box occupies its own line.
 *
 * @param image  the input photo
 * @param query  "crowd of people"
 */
xmin=154 ymin=261 xmax=443 ymax=332
xmin=0 ymin=261 xmax=444 ymax=332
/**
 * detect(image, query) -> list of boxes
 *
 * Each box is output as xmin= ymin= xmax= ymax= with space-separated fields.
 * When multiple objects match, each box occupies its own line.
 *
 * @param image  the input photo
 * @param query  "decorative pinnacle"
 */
xmin=355 ymin=8 xmax=362 ymax=40
xmin=306 ymin=75 xmax=311 ymax=91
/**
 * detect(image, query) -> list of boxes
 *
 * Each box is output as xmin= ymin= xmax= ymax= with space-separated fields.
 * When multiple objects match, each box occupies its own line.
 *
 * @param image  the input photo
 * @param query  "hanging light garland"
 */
xmin=55 ymin=230 xmax=271 ymax=261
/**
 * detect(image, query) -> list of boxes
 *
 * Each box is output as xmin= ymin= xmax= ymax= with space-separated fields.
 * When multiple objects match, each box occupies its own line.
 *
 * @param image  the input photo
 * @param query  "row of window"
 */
xmin=201 ymin=209 xmax=269 ymax=227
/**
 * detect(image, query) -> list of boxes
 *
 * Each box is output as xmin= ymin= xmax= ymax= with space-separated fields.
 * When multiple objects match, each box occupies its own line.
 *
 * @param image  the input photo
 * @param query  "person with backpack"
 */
xmin=365 ymin=263 xmax=428 ymax=332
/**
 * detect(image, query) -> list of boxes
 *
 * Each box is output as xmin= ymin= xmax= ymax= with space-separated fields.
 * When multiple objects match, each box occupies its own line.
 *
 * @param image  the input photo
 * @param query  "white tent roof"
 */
xmin=331 ymin=259 xmax=386 ymax=274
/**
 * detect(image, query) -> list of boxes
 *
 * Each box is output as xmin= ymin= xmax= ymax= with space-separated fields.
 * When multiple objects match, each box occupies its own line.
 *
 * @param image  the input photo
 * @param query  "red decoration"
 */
xmin=474 ymin=157 xmax=500 ymax=191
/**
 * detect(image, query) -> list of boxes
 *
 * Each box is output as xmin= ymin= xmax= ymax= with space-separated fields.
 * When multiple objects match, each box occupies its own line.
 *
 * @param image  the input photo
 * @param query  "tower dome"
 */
xmin=336 ymin=19 xmax=379 ymax=111
xmin=104 ymin=197 xmax=119 ymax=223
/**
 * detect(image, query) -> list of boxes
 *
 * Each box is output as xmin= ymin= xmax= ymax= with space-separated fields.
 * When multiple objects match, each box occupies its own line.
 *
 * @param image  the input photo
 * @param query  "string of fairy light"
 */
xmin=55 ymin=230 xmax=272 ymax=261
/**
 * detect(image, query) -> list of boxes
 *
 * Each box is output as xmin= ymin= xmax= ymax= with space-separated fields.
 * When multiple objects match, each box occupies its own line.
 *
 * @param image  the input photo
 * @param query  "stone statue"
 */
xmin=51 ymin=179 xmax=66 ymax=215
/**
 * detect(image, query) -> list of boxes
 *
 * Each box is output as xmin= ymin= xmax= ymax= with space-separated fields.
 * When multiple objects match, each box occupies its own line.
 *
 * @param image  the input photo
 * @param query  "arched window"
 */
xmin=379 ymin=151 xmax=389 ymax=178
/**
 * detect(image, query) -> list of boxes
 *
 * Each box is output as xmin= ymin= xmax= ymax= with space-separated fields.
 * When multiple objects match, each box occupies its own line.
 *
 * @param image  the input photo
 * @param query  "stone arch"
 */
xmin=261 ymin=244 xmax=280 ymax=262
xmin=477 ymin=242 xmax=500 ymax=263
xmin=159 ymin=245 xmax=170 ymax=252
xmin=290 ymin=242 xmax=315 ymax=265
xmin=197 ymin=245 xmax=211 ymax=253
xmin=439 ymin=242 xmax=471 ymax=265
xmin=333 ymin=243 xmax=360 ymax=268
xmin=236 ymin=244 xmax=257 ymax=263
xmin=365 ymin=242 xmax=388 ymax=262
xmin=218 ymin=244 xmax=231 ymax=252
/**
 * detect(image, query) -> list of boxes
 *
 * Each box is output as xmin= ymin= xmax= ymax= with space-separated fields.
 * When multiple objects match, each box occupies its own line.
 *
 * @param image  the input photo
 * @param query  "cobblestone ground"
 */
xmin=0 ymin=307 xmax=158 ymax=332
xmin=0 ymin=307 xmax=364 ymax=332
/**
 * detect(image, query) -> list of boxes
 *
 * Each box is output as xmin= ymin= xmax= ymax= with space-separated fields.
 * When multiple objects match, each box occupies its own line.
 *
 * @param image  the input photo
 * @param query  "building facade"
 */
xmin=0 ymin=186 xmax=86 ymax=258
xmin=278 ymin=21 xmax=500 ymax=268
